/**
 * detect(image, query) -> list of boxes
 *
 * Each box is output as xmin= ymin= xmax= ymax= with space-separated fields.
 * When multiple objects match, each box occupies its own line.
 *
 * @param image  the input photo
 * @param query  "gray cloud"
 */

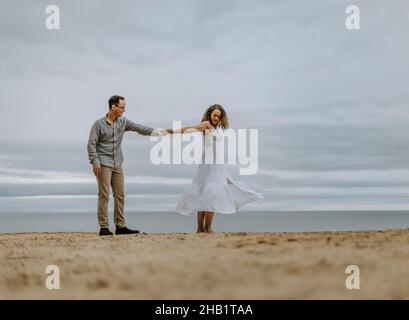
xmin=1 ymin=0 xmax=409 ymax=210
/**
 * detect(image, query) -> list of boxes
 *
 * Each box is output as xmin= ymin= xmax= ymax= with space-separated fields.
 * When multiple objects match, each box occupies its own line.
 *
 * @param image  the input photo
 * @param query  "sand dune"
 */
xmin=1 ymin=229 xmax=408 ymax=299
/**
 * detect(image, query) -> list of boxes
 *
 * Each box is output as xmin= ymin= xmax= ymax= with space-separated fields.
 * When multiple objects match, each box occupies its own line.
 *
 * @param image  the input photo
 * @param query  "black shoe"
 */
xmin=115 ymin=226 xmax=140 ymax=235
xmin=99 ymin=228 xmax=113 ymax=236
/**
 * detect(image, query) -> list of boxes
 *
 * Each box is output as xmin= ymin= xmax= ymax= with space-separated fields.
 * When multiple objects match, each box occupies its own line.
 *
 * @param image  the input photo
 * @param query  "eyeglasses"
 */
xmin=114 ymin=104 xmax=125 ymax=110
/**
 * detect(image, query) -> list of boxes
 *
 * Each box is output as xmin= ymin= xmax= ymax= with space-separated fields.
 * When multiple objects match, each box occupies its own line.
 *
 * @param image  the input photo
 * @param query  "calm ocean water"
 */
xmin=1 ymin=141 xmax=409 ymax=233
xmin=1 ymin=210 xmax=409 ymax=233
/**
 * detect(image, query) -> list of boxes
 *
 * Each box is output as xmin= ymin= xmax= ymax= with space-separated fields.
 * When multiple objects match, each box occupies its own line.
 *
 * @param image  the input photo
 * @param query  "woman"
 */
xmin=175 ymin=104 xmax=263 ymax=233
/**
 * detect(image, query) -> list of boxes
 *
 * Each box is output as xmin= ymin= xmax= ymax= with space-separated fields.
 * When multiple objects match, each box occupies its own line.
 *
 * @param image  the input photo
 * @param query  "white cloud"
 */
xmin=0 ymin=166 xmax=190 ymax=184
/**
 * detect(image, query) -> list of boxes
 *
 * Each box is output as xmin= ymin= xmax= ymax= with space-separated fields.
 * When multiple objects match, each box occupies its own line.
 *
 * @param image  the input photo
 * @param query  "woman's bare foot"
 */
xmin=204 ymin=211 xmax=214 ymax=234
xmin=197 ymin=212 xmax=205 ymax=233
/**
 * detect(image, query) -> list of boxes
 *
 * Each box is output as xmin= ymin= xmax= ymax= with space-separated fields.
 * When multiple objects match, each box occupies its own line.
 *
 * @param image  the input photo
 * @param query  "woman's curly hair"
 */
xmin=201 ymin=104 xmax=229 ymax=129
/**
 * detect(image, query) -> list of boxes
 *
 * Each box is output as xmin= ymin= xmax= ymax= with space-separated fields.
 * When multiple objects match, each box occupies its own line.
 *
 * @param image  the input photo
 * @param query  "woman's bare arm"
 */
xmin=165 ymin=121 xmax=213 ymax=134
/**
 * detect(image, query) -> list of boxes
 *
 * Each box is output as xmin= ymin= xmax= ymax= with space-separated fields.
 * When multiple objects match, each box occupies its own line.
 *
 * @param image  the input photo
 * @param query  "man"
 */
xmin=87 ymin=95 xmax=209 ymax=236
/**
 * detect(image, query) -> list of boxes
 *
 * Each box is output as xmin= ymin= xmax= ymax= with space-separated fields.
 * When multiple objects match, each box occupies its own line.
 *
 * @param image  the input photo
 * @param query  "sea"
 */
xmin=1 ymin=140 xmax=409 ymax=233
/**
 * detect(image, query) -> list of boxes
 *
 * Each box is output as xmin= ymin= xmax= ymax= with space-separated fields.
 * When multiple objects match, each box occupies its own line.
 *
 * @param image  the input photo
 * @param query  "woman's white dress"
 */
xmin=176 ymin=126 xmax=263 ymax=216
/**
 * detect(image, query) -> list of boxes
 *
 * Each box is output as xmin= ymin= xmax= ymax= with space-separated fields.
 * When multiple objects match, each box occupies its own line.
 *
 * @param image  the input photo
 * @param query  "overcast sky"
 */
xmin=1 ymin=0 xmax=408 ymax=139
xmin=1 ymin=0 xmax=409 ymax=210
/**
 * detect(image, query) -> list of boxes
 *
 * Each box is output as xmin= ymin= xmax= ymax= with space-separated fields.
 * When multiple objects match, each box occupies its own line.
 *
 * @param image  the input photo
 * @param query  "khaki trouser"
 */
xmin=96 ymin=165 xmax=125 ymax=228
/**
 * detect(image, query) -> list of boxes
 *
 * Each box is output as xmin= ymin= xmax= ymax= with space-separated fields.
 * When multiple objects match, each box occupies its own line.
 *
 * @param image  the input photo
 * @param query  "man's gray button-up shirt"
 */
xmin=87 ymin=115 xmax=154 ymax=168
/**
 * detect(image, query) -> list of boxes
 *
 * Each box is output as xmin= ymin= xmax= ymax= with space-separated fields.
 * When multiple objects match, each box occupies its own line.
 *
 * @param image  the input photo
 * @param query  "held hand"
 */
xmin=203 ymin=121 xmax=213 ymax=129
xmin=198 ymin=121 xmax=213 ymax=131
xmin=157 ymin=129 xmax=170 ymax=136
xmin=93 ymin=164 xmax=101 ymax=177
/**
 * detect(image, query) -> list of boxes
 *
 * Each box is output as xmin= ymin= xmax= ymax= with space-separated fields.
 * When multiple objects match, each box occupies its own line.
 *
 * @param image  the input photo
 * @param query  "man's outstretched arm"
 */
xmin=124 ymin=118 xmax=155 ymax=136
xmin=128 ymin=120 xmax=213 ymax=136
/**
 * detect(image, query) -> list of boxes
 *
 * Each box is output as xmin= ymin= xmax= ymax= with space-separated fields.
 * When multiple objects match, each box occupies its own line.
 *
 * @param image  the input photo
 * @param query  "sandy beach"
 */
xmin=1 ymin=229 xmax=408 ymax=299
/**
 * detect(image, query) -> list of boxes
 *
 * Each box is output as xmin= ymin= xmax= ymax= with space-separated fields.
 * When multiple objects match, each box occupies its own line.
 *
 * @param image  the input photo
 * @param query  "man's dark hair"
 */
xmin=108 ymin=95 xmax=125 ymax=110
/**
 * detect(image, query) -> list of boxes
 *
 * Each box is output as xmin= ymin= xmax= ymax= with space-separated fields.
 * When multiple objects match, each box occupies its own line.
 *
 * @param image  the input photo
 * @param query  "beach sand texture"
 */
xmin=1 ymin=229 xmax=408 ymax=299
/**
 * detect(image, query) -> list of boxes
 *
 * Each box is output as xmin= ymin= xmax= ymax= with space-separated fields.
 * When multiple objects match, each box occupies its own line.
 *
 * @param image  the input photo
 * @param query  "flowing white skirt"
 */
xmin=175 ymin=163 xmax=264 ymax=216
